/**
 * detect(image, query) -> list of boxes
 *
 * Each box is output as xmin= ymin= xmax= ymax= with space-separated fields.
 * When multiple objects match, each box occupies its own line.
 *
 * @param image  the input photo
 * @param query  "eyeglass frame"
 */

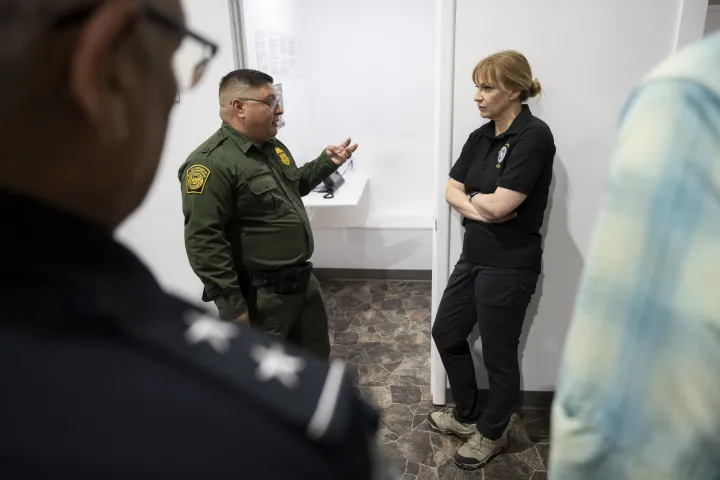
xmin=51 ymin=3 xmax=219 ymax=90
xmin=234 ymin=97 xmax=282 ymax=112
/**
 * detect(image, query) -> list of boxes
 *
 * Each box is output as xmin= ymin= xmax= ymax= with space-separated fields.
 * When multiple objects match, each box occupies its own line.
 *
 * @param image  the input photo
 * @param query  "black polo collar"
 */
xmin=484 ymin=104 xmax=533 ymax=139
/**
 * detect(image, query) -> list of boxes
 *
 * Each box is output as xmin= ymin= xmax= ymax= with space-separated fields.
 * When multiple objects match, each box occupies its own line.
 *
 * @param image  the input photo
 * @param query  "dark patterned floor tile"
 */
xmin=333 ymin=331 xmax=359 ymax=345
xmin=514 ymin=444 xmax=543 ymax=471
xmin=355 ymin=364 xmax=392 ymax=386
xmin=375 ymin=323 xmax=407 ymax=335
xmin=393 ymin=332 xmax=431 ymax=353
xmin=483 ymin=453 xmax=535 ymax=480
xmin=329 ymin=316 xmax=353 ymax=333
xmin=357 ymin=302 xmax=373 ymax=312
xmin=369 ymin=282 xmax=389 ymax=294
xmin=346 ymin=349 xmax=372 ymax=365
xmin=403 ymin=296 xmax=431 ymax=310
xmin=507 ymin=416 xmax=533 ymax=453
xmin=365 ymin=344 xmax=406 ymax=364
xmin=429 ymin=432 xmax=463 ymax=467
xmin=371 ymin=293 xmax=387 ymax=302
xmin=412 ymin=401 xmax=437 ymax=416
xmin=412 ymin=415 xmax=427 ymax=430
xmin=329 ymin=344 xmax=349 ymax=361
xmin=398 ymin=430 xmax=437 ymax=467
xmin=530 ymin=472 xmax=548 ymax=480
xmin=518 ymin=411 xmax=546 ymax=425
xmin=334 ymin=295 xmax=364 ymax=310
xmin=382 ymin=404 xmax=416 ymax=436
xmin=437 ymin=461 xmax=484 ymax=479
xmin=390 ymin=375 xmax=429 ymax=387
xmin=391 ymin=385 xmax=423 ymax=405
xmin=358 ymin=332 xmax=385 ymax=343
xmin=417 ymin=464 xmax=438 ymax=480
xmin=536 ymin=442 xmax=549 ymax=470
xmin=384 ymin=360 xmax=404 ymax=373
xmin=360 ymin=386 xmax=392 ymax=408
xmin=524 ymin=415 xmax=550 ymax=443
xmin=357 ymin=308 xmax=389 ymax=326
xmin=379 ymin=441 xmax=407 ymax=474
xmin=407 ymin=308 xmax=431 ymax=320
xmin=381 ymin=298 xmax=405 ymax=311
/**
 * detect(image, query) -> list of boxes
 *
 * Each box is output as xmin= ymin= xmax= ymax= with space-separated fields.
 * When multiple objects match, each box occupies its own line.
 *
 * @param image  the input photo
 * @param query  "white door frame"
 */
xmin=228 ymin=0 xmax=247 ymax=68
xmin=430 ymin=0 xmax=457 ymax=406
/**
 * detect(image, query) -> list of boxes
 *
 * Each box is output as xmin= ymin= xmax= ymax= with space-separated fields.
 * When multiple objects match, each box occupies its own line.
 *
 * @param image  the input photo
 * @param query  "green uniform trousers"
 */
xmin=246 ymin=274 xmax=330 ymax=359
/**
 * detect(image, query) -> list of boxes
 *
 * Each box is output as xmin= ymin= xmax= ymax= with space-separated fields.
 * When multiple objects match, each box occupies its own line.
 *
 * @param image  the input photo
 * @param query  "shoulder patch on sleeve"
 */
xmin=186 ymin=164 xmax=211 ymax=194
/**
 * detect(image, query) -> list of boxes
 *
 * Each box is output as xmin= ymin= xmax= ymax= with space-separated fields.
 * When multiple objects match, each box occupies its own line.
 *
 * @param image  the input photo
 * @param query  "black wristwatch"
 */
xmin=468 ymin=192 xmax=479 ymax=201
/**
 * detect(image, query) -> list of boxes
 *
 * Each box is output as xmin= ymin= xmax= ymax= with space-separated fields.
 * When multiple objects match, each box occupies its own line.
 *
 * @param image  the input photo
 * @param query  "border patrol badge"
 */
xmin=496 ymin=143 xmax=510 ymax=168
xmin=186 ymin=165 xmax=210 ymax=194
xmin=275 ymin=147 xmax=291 ymax=166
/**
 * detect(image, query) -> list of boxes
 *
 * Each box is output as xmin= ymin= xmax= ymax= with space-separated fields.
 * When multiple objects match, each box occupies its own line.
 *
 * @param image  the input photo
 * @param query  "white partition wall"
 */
xmin=431 ymin=0 xmax=709 ymax=403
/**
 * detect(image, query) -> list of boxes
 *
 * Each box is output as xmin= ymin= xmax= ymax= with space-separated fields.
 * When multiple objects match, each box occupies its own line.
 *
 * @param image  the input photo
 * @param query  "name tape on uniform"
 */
xmin=186 ymin=165 xmax=211 ymax=194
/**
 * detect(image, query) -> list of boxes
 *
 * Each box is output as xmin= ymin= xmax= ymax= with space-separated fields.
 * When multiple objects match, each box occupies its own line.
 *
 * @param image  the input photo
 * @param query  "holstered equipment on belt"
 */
xmin=251 ymin=262 xmax=313 ymax=295
xmin=201 ymin=271 xmax=253 ymax=303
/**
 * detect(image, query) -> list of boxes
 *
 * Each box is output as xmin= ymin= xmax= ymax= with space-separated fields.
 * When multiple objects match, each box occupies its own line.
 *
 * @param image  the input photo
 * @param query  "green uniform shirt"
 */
xmin=179 ymin=123 xmax=338 ymax=319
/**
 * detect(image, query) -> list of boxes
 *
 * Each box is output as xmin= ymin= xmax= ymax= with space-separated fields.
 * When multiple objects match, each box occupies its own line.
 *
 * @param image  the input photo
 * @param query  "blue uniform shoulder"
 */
xmin=123 ymin=299 xmax=379 ymax=446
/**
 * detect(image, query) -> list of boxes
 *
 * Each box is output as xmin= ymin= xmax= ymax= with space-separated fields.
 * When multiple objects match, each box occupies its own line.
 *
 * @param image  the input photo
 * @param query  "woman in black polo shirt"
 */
xmin=428 ymin=50 xmax=555 ymax=470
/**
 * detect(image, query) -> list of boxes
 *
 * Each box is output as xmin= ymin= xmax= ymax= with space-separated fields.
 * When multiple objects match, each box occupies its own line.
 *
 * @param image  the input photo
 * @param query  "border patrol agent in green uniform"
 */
xmin=180 ymin=69 xmax=358 ymax=359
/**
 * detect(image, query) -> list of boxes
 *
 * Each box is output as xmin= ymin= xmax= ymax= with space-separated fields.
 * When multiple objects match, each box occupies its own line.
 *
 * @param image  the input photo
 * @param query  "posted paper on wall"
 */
xmin=256 ymin=31 xmax=300 ymax=79
xmin=274 ymin=83 xmax=285 ymax=129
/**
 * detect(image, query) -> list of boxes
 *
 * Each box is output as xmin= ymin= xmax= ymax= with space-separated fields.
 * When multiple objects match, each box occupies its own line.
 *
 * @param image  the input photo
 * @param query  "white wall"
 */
xmin=116 ymin=0 xmax=236 ymax=305
xmin=705 ymin=5 xmax=720 ymax=35
xmin=243 ymin=0 xmax=436 ymax=270
xmin=444 ymin=0 xmax=700 ymax=391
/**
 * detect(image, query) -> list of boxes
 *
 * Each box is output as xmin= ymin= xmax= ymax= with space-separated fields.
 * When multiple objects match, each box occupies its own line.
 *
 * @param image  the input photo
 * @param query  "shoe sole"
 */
xmin=453 ymin=447 xmax=506 ymax=471
xmin=426 ymin=415 xmax=476 ymax=440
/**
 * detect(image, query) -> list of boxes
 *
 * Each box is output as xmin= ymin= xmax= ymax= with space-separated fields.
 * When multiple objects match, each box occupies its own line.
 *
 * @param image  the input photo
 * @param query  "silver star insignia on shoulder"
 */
xmin=250 ymin=343 xmax=306 ymax=389
xmin=184 ymin=311 xmax=240 ymax=354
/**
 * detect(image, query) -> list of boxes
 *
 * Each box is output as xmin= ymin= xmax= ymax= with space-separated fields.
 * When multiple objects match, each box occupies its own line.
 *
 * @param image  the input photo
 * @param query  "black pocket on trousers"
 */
xmin=474 ymin=268 xmax=536 ymax=310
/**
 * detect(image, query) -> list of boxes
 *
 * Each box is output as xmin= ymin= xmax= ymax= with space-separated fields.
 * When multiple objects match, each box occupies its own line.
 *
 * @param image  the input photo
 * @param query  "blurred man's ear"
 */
xmin=231 ymin=98 xmax=246 ymax=119
xmin=69 ymin=1 xmax=142 ymax=143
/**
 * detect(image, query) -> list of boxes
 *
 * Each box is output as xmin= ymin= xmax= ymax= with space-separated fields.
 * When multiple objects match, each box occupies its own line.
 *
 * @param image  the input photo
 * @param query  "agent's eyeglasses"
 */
xmin=53 ymin=4 xmax=218 ymax=93
xmin=236 ymin=97 xmax=281 ymax=111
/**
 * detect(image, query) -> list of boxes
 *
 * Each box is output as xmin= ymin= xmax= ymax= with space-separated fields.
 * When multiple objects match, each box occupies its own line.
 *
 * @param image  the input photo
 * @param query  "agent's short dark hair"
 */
xmin=219 ymin=69 xmax=274 ymax=94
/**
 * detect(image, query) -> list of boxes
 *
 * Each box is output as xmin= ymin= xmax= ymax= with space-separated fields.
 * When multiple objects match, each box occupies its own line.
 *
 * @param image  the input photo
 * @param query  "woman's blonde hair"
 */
xmin=472 ymin=50 xmax=541 ymax=102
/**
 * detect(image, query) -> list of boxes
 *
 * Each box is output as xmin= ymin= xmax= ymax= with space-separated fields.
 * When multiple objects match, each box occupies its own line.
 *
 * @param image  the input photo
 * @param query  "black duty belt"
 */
xmin=251 ymin=262 xmax=313 ymax=295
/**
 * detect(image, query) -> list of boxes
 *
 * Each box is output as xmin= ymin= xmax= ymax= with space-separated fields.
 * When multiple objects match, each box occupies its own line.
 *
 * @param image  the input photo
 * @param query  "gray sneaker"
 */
xmin=454 ymin=430 xmax=508 ymax=470
xmin=427 ymin=410 xmax=477 ymax=439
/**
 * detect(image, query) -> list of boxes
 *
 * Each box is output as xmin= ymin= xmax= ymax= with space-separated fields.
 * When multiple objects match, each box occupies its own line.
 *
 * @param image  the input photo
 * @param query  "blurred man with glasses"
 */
xmin=0 ymin=1 xmax=385 ymax=478
xmin=180 ymin=69 xmax=357 ymax=359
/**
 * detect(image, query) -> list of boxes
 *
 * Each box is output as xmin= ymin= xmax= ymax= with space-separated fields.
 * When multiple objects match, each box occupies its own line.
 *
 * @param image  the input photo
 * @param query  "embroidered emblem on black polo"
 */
xmin=496 ymin=143 xmax=510 ymax=168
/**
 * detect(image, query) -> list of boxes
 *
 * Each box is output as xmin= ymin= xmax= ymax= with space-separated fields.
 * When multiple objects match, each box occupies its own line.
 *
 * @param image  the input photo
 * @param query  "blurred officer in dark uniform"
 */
xmin=0 ymin=1 xmax=389 ymax=478
xmin=179 ymin=69 xmax=357 ymax=359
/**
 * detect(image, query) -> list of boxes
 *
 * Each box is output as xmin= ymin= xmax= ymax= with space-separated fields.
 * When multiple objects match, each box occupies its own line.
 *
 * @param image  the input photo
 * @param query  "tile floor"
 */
xmin=322 ymin=279 xmax=550 ymax=480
